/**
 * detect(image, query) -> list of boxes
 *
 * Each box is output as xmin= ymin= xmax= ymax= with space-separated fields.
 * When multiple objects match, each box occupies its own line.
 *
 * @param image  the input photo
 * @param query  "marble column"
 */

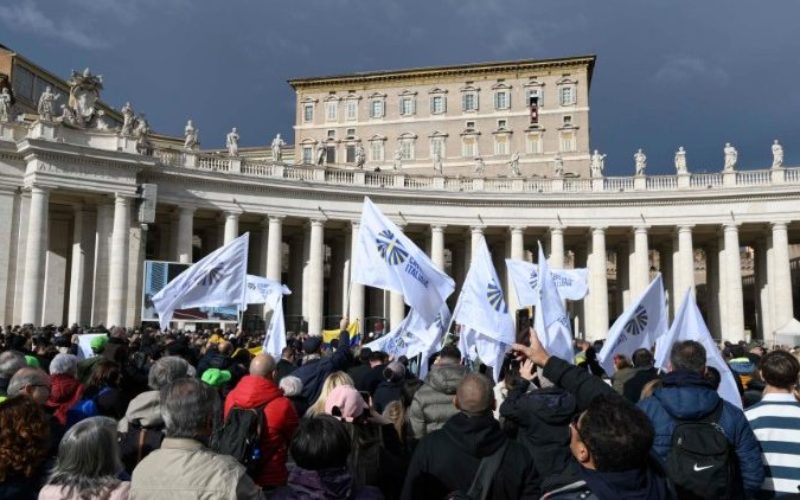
xmin=176 ymin=206 xmax=195 ymax=264
xmin=390 ymin=224 xmax=407 ymax=329
xmin=659 ymin=244 xmax=674 ymax=319
xmin=470 ymin=226 xmax=485 ymax=263
xmin=431 ymin=224 xmax=446 ymax=270
xmin=21 ymin=187 xmax=49 ymax=326
xmin=617 ymin=244 xmax=630 ymax=312
xmin=288 ymin=235 xmax=304 ymax=318
xmin=769 ymin=221 xmax=793 ymax=333
xmin=631 ymin=226 xmax=650 ymax=298
xmin=549 ymin=226 xmax=565 ymax=268
xmin=573 ymin=245 xmax=588 ymax=338
xmin=107 ymin=194 xmax=131 ymax=327
xmin=67 ymin=206 xmax=89 ymax=326
xmin=676 ymin=225 xmax=695 ymax=299
xmin=348 ymin=221 xmax=365 ymax=332
xmin=266 ymin=215 xmax=284 ymax=282
xmin=705 ymin=244 xmax=721 ymax=339
xmin=328 ymin=237 xmax=344 ymax=322
xmin=587 ymin=227 xmax=609 ymax=340
xmin=0 ymin=188 xmax=16 ymax=326
xmin=223 ymin=211 xmax=239 ymax=244
xmin=716 ymin=234 xmax=729 ymax=338
xmin=723 ymin=223 xmax=745 ymax=341
xmin=507 ymin=226 xmax=525 ymax=322
xmin=755 ymin=238 xmax=771 ymax=339
xmin=92 ymin=203 xmax=113 ymax=326
xmin=307 ymin=219 xmax=325 ymax=336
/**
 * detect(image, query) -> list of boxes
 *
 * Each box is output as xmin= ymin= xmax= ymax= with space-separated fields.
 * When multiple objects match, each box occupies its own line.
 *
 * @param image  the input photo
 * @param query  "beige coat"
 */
xmin=129 ymin=437 xmax=264 ymax=500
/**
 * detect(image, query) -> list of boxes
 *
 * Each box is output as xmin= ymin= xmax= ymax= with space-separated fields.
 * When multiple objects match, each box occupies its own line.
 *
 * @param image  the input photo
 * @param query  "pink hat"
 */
xmin=324 ymin=385 xmax=368 ymax=422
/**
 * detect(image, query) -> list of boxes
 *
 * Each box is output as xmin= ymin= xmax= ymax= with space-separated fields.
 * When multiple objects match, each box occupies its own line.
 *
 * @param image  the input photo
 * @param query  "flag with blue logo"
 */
xmin=263 ymin=294 xmax=286 ymax=358
xmin=152 ymin=233 xmax=250 ymax=331
xmin=655 ymin=288 xmax=742 ymax=408
xmin=533 ymin=242 xmax=575 ymax=364
xmin=245 ymin=275 xmax=290 ymax=305
xmin=453 ymin=235 xmax=515 ymax=346
xmin=352 ymin=197 xmax=455 ymax=326
xmin=458 ymin=326 xmax=508 ymax=382
xmin=506 ymin=259 xmax=589 ymax=306
xmin=598 ymin=273 xmax=668 ymax=375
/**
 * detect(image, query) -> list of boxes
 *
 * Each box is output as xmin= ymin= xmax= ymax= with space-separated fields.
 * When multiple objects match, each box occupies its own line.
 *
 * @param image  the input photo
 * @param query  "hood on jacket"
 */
xmin=47 ymin=373 xmax=83 ymax=405
xmin=654 ymin=371 xmax=720 ymax=420
xmin=283 ymin=466 xmax=355 ymax=500
xmin=523 ymin=388 xmax=576 ymax=426
xmin=577 ymin=453 xmax=672 ymax=500
xmin=226 ymin=375 xmax=282 ymax=409
xmin=442 ymin=412 xmax=506 ymax=458
xmin=125 ymin=390 xmax=163 ymax=428
xmin=426 ymin=364 xmax=466 ymax=395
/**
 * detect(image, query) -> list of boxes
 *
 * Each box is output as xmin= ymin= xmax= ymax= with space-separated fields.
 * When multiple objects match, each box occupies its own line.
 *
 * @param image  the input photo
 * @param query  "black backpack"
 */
xmin=214 ymin=405 xmax=268 ymax=477
xmin=665 ymin=401 xmax=737 ymax=499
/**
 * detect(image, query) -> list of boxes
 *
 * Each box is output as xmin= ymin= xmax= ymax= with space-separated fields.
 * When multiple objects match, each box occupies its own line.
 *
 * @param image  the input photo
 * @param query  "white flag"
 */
xmin=458 ymin=327 xmax=507 ymax=382
xmin=363 ymin=304 xmax=449 ymax=368
xmin=506 ymin=259 xmax=589 ymax=306
xmin=533 ymin=242 xmax=574 ymax=364
xmin=245 ymin=275 xmax=291 ymax=305
xmin=453 ymin=236 xmax=515 ymax=345
xmin=655 ymin=288 xmax=742 ymax=408
xmin=352 ymin=197 xmax=455 ymax=326
xmin=263 ymin=295 xmax=287 ymax=358
xmin=153 ymin=233 xmax=250 ymax=330
xmin=598 ymin=274 xmax=668 ymax=375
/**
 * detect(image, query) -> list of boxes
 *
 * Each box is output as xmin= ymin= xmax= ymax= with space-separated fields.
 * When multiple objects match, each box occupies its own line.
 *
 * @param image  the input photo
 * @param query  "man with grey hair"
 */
xmin=402 ymin=373 xmax=538 ymax=499
xmin=119 ymin=356 xmax=190 ymax=433
xmin=130 ymin=378 xmax=264 ymax=499
xmin=7 ymin=366 xmax=52 ymax=405
xmin=0 ymin=350 xmax=26 ymax=397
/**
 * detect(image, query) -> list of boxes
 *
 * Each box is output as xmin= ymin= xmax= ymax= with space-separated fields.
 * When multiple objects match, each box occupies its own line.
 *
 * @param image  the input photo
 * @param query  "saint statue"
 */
xmin=0 ymin=88 xmax=11 ymax=123
xmin=316 ymin=141 xmax=326 ymax=166
xmin=355 ymin=144 xmax=366 ymax=169
xmin=634 ymin=148 xmax=647 ymax=176
xmin=393 ymin=149 xmax=402 ymax=170
xmin=509 ymin=151 xmax=521 ymax=177
xmin=553 ymin=154 xmax=564 ymax=177
xmin=271 ymin=133 xmax=286 ymax=162
xmin=590 ymin=149 xmax=606 ymax=178
xmin=184 ymin=120 xmax=198 ymax=149
xmin=674 ymin=146 xmax=687 ymax=174
xmin=433 ymin=151 xmax=443 ymax=175
xmin=771 ymin=140 xmax=784 ymax=169
xmin=226 ymin=127 xmax=240 ymax=157
xmin=120 ymin=102 xmax=135 ymax=136
xmin=723 ymin=142 xmax=737 ymax=172
xmin=37 ymin=86 xmax=60 ymax=122
xmin=473 ymin=155 xmax=486 ymax=175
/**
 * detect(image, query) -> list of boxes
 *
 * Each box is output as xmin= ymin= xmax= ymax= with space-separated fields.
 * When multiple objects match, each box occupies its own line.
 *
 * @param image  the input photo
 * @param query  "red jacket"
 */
xmin=224 ymin=375 xmax=299 ymax=487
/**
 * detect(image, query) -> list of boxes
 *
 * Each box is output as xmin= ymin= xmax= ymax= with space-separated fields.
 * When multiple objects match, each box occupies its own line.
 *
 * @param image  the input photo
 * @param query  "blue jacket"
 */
xmin=637 ymin=371 xmax=764 ymax=493
xmin=292 ymin=330 xmax=352 ymax=407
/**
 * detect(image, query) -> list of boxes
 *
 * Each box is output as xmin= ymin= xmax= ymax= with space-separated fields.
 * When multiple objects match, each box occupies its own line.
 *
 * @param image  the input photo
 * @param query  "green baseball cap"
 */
xmin=201 ymin=368 xmax=232 ymax=387
xmin=90 ymin=335 xmax=109 ymax=352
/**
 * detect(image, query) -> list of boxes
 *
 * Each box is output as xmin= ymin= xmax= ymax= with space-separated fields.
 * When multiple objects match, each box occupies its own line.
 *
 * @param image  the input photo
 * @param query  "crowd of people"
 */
xmin=0 ymin=318 xmax=798 ymax=499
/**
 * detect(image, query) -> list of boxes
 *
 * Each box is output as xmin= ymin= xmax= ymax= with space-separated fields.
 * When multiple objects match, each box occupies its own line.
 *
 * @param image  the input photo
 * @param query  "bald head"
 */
xmin=250 ymin=354 xmax=277 ymax=378
xmin=455 ymin=373 xmax=494 ymax=417
xmin=219 ymin=341 xmax=233 ymax=355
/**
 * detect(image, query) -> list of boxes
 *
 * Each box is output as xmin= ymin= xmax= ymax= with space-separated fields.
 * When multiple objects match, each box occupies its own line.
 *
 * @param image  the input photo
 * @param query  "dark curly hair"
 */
xmin=579 ymin=394 xmax=654 ymax=472
xmin=0 ymin=396 xmax=50 ymax=481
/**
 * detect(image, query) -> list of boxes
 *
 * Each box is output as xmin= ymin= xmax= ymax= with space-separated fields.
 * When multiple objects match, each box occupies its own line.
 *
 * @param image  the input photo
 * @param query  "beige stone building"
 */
xmin=289 ymin=55 xmax=595 ymax=177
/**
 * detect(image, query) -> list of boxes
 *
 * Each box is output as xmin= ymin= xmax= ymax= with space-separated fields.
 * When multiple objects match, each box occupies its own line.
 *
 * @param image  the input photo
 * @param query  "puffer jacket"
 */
xmin=129 ymin=437 xmax=263 ymax=499
xmin=637 ymin=371 xmax=764 ymax=494
xmin=408 ymin=364 xmax=466 ymax=439
xmin=45 ymin=373 xmax=84 ymax=426
xmin=118 ymin=390 xmax=162 ymax=433
xmin=292 ymin=330 xmax=352 ymax=407
xmin=224 ymin=375 xmax=299 ymax=487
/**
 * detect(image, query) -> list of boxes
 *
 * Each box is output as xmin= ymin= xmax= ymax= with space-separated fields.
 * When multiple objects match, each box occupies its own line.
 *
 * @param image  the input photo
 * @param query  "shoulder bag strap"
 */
xmin=466 ymin=441 xmax=509 ymax=500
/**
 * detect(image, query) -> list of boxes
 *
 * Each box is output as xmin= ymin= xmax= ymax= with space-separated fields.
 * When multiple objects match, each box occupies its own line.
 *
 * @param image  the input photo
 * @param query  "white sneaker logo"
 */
xmin=694 ymin=464 xmax=713 ymax=472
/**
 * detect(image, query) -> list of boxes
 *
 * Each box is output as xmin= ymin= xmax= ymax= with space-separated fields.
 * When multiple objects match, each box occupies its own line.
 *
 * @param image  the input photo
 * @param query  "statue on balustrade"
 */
xmin=316 ymin=141 xmax=326 ymax=166
xmin=723 ymin=142 xmax=737 ymax=172
xmin=433 ymin=151 xmax=443 ymax=175
xmin=473 ymin=155 xmax=486 ymax=175
xmin=509 ymin=151 xmax=521 ymax=177
xmin=0 ymin=87 xmax=11 ymax=123
xmin=590 ymin=150 xmax=606 ymax=178
xmin=674 ymin=147 xmax=688 ymax=174
xmin=553 ymin=154 xmax=564 ymax=177
xmin=226 ymin=127 xmax=240 ymax=157
xmin=634 ymin=148 xmax=647 ymax=176
xmin=120 ymin=102 xmax=135 ymax=136
xmin=271 ymin=133 xmax=286 ymax=163
xmin=772 ymin=140 xmax=784 ymax=169
xmin=355 ymin=144 xmax=366 ymax=169
xmin=393 ymin=148 xmax=402 ymax=170
xmin=184 ymin=120 xmax=198 ymax=149
xmin=37 ymin=86 xmax=60 ymax=122
xmin=134 ymin=115 xmax=151 ymax=154
xmin=62 ymin=68 xmax=112 ymax=129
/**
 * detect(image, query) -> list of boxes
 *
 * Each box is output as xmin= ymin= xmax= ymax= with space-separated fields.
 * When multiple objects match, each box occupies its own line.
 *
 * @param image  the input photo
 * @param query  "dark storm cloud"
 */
xmin=2 ymin=0 xmax=798 ymax=174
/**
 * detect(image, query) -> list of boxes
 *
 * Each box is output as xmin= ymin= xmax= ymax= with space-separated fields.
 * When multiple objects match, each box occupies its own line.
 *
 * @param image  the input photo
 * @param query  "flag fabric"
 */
xmin=322 ymin=321 xmax=361 ymax=347
xmin=458 ymin=327 xmax=507 ymax=382
xmin=363 ymin=305 xmax=450 ymax=372
xmin=506 ymin=259 xmax=589 ymax=306
xmin=655 ymin=288 xmax=742 ymax=408
xmin=153 ymin=233 xmax=250 ymax=331
xmin=352 ymin=197 xmax=455 ymax=326
xmin=533 ymin=242 xmax=574 ymax=364
xmin=263 ymin=295 xmax=286 ymax=358
xmin=598 ymin=274 xmax=668 ymax=375
xmin=245 ymin=275 xmax=290 ymax=305
xmin=453 ymin=236 xmax=515 ymax=345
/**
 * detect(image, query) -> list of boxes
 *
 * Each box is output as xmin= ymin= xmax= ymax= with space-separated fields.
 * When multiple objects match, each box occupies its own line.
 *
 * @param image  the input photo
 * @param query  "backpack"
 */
xmin=214 ymin=405 xmax=268 ymax=477
xmin=665 ymin=401 xmax=736 ymax=499
xmin=447 ymin=441 xmax=509 ymax=500
xmin=119 ymin=421 xmax=165 ymax=473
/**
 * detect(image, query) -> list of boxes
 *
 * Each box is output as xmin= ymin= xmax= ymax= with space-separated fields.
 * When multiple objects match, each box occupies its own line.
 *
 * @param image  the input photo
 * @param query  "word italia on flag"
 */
xmin=506 ymin=259 xmax=589 ymax=306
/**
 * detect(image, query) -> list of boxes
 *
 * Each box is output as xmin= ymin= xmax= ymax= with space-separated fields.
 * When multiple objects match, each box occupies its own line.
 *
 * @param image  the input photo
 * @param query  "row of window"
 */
xmin=303 ymin=85 xmax=577 ymax=123
xmin=300 ymin=131 xmax=577 ymax=164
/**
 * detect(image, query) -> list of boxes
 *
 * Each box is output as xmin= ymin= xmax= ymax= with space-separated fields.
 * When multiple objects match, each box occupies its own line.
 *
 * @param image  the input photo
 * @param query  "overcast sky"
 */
xmin=1 ymin=0 xmax=798 ymax=175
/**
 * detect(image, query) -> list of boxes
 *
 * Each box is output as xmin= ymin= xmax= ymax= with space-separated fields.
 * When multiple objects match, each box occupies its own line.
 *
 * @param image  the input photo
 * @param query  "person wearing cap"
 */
xmin=291 ymin=317 xmax=353 ymax=408
xmin=201 ymin=368 xmax=232 ymax=388
xmin=224 ymin=354 xmax=299 ymax=490
xmin=77 ymin=334 xmax=108 ymax=384
xmin=372 ymin=361 xmax=407 ymax=414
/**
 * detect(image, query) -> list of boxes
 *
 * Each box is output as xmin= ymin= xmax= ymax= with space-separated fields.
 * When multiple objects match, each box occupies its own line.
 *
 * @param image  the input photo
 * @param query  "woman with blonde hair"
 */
xmin=305 ymin=371 xmax=354 ymax=417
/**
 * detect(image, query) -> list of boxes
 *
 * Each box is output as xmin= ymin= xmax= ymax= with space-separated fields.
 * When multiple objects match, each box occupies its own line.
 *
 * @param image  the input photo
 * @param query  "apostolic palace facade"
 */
xmin=1 ymin=44 xmax=798 ymax=344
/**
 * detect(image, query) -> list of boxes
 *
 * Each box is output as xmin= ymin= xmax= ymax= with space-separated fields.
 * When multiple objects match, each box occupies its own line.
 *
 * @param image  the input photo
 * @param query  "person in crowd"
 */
xmin=347 ymin=347 xmax=373 ymax=389
xmin=510 ymin=329 xmax=675 ymax=499
xmin=130 ymin=377 xmax=264 ymax=499
xmin=45 ymin=353 xmax=84 ymax=426
xmin=0 ymin=396 xmax=52 ymax=499
xmin=224 ymin=353 xmax=299 ymax=490
xmin=292 ymin=318 xmax=352 ymax=407
xmin=402 ymin=373 xmax=537 ymax=499
xmin=325 ymin=384 xmax=407 ymax=499
xmin=610 ymin=354 xmax=635 ymax=394
xmin=367 ymin=321 xmax=385 ymax=341
xmin=197 ymin=339 xmax=234 ymax=377
xmin=408 ymin=345 xmax=466 ymax=439
xmin=201 ymin=367 xmax=232 ymax=392
xmin=39 ymin=416 xmax=130 ymax=500
xmin=275 ymin=346 xmax=297 ymax=382
xmin=279 ymin=375 xmax=308 ymax=418
xmin=77 ymin=335 xmax=108 ymax=383
xmin=7 ymin=366 xmax=65 ymax=455
xmin=745 ymin=350 xmax=800 ymax=497
xmin=621 ymin=348 xmax=660 ymax=403
xmin=638 ymin=340 xmax=764 ymax=495
xmin=0 ymin=350 xmax=26 ymax=399
xmin=67 ymin=359 xmax=125 ymax=425
xmin=307 ymin=371 xmax=355 ymax=417
xmin=271 ymin=415 xmax=383 ymax=499
xmin=358 ymin=351 xmax=389 ymax=395
xmin=372 ymin=361 xmax=406 ymax=414
xmin=382 ymin=379 xmax=423 ymax=451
